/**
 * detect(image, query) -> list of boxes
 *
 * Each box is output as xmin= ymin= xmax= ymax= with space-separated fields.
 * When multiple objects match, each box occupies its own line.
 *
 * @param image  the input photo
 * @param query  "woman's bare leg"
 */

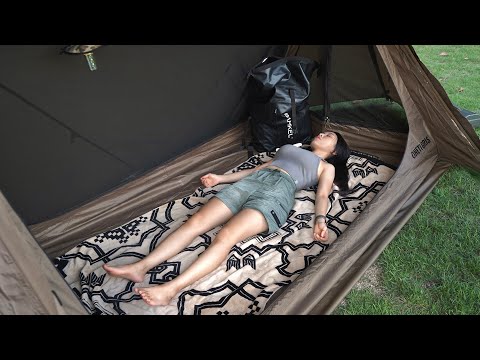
xmin=103 ymin=197 xmax=235 ymax=282
xmin=135 ymin=208 xmax=269 ymax=306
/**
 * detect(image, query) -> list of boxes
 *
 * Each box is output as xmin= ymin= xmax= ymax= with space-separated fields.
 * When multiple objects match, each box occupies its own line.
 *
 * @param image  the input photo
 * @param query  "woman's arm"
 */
xmin=221 ymin=160 xmax=273 ymax=183
xmin=313 ymin=163 xmax=335 ymax=242
xmin=201 ymin=160 xmax=273 ymax=187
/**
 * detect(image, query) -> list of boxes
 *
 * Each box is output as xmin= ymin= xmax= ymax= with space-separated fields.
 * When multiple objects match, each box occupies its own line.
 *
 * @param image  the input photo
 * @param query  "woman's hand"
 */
xmin=200 ymin=173 xmax=222 ymax=188
xmin=313 ymin=220 xmax=329 ymax=242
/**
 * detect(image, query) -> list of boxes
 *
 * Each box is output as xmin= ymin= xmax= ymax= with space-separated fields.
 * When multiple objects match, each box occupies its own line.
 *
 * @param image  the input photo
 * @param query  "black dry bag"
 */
xmin=247 ymin=56 xmax=319 ymax=152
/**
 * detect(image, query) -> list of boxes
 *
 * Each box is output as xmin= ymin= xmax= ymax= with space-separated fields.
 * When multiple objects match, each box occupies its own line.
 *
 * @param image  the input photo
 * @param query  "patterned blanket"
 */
xmin=54 ymin=151 xmax=396 ymax=315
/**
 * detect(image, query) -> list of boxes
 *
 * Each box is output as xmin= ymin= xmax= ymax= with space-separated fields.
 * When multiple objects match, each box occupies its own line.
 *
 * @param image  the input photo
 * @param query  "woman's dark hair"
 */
xmin=325 ymin=132 xmax=351 ymax=196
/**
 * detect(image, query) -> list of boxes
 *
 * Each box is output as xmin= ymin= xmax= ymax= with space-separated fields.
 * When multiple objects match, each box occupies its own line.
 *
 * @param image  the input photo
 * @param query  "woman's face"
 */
xmin=311 ymin=132 xmax=338 ymax=153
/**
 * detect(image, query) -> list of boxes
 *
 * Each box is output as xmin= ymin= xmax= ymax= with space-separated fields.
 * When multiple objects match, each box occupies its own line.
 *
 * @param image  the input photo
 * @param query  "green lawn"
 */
xmin=334 ymin=45 xmax=480 ymax=315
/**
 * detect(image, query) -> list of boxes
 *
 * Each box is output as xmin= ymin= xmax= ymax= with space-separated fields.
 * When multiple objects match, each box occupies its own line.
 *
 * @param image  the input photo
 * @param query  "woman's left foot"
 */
xmin=134 ymin=285 xmax=177 ymax=306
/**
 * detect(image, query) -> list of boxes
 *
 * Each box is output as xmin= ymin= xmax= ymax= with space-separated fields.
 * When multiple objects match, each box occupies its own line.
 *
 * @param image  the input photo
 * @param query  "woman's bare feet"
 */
xmin=103 ymin=262 xmax=147 ymax=283
xmin=134 ymin=284 xmax=178 ymax=306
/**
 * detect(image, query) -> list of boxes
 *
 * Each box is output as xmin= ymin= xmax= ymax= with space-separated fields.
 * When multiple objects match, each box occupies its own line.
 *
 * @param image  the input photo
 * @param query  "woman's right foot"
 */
xmin=134 ymin=284 xmax=178 ymax=306
xmin=103 ymin=263 xmax=147 ymax=283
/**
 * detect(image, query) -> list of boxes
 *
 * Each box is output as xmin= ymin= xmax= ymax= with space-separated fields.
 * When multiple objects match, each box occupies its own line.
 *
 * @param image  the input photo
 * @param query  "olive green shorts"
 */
xmin=214 ymin=168 xmax=296 ymax=234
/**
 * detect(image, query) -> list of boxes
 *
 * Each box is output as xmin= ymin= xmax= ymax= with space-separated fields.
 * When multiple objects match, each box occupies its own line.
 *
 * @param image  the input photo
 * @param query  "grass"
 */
xmin=334 ymin=45 xmax=480 ymax=315
xmin=412 ymin=45 xmax=480 ymax=114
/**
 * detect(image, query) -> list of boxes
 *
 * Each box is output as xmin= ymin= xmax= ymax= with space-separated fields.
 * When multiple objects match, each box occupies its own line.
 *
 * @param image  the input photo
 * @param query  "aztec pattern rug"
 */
xmin=54 ymin=150 xmax=396 ymax=315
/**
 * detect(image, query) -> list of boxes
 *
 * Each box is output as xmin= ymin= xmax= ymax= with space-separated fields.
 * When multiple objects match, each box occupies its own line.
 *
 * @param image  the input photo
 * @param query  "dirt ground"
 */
xmin=338 ymin=263 xmax=385 ymax=309
xmin=352 ymin=263 xmax=384 ymax=295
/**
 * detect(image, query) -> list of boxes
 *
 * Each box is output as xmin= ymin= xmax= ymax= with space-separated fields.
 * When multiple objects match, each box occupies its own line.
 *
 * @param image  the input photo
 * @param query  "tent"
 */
xmin=1 ymin=45 xmax=479 ymax=314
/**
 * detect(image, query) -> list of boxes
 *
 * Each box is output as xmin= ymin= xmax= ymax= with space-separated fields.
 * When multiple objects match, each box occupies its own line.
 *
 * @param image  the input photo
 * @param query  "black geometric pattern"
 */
xmin=55 ymin=151 xmax=395 ymax=315
xmin=247 ymin=300 xmax=261 ymax=315
xmin=226 ymin=255 xmax=241 ymax=271
xmin=149 ymin=262 xmax=182 ymax=284
xmin=94 ymin=216 xmax=148 ymax=244
xmin=352 ymin=167 xmax=378 ymax=178
xmin=242 ymin=254 xmax=256 ymax=270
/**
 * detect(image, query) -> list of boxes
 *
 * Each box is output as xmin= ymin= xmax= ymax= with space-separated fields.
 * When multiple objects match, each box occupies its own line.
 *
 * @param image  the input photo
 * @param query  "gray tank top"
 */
xmin=270 ymin=144 xmax=321 ymax=190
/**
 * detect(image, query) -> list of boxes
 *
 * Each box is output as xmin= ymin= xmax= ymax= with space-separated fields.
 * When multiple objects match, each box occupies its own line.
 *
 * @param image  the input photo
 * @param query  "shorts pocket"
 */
xmin=270 ymin=210 xmax=283 ymax=227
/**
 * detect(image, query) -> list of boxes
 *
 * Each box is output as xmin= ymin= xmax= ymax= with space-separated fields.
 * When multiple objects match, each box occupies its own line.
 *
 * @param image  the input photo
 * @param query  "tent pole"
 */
xmin=323 ymin=45 xmax=332 ymax=126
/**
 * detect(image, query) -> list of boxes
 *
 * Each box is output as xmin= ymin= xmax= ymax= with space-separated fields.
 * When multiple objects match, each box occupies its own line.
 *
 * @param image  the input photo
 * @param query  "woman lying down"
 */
xmin=103 ymin=131 xmax=351 ymax=306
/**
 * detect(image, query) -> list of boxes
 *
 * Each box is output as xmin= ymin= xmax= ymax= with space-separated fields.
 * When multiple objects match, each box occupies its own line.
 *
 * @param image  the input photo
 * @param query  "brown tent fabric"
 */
xmin=0 ymin=192 xmax=87 ymax=314
xmin=1 ymin=45 xmax=479 ymax=314
xmin=313 ymin=121 xmax=408 ymax=167
xmin=397 ymin=46 xmax=480 ymax=167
